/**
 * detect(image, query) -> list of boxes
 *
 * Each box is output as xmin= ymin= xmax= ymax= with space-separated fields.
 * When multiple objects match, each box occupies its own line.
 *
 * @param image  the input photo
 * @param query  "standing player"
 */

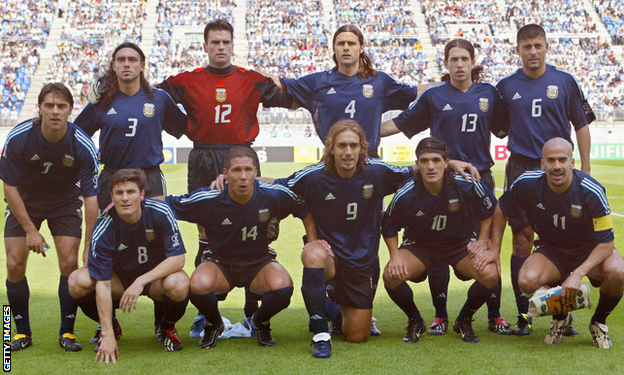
xmin=266 ymin=24 xmax=429 ymax=157
xmin=1 ymin=83 xmax=99 ymax=352
xmin=382 ymin=137 xmax=500 ymax=344
xmin=496 ymin=24 xmax=595 ymax=335
xmin=166 ymin=147 xmax=314 ymax=348
xmin=68 ymin=169 xmax=189 ymax=361
xmin=492 ymin=138 xmax=623 ymax=347
xmin=76 ymin=42 xmax=187 ymax=211
xmin=380 ymin=39 xmax=510 ymax=335
xmin=275 ymin=120 xmax=415 ymax=357
xmin=158 ymin=19 xmax=294 ymax=332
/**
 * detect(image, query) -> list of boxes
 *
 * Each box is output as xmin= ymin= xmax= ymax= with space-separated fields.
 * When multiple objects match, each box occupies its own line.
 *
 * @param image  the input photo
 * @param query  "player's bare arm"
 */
xmin=94 ymin=280 xmax=119 ymax=363
xmin=82 ymin=195 xmax=98 ymax=266
xmin=258 ymin=71 xmax=300 ymax=109
xmin=4 ymin=183 xmax=48 ymax=256
xmin=561 ymin=240 xmax=614 ymax=305
xmin=575 ymin=125 xmax=591 ymax=175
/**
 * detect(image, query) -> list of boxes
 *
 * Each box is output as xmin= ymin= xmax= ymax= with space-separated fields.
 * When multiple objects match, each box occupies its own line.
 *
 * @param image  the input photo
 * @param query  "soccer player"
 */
xmin=274 ymin=120 xmax=415 ymax=357
xmin=496 ymin=24 xmax=595 ymax=335
xmin=157 ymin=19 xmax=295 ymax=332
xmin=166 ymin=146 xmax=314 ymax=348
xmin=379 ymin=39 xmax=510 ymax=335
xmin=382 ymin=137 xmax=500 ymax=344
xmin=0 ymin=83 xmax=99 ymax=352
xmin=266 ymin=24 xmax=430 ymax=157
xmin=76 ymin=42 xmax=187 ymax=211
xmin=78 ymin=42 xmax=187 ymax=341
xmin=68 ymin=169 xmax=189 ymax=362
xmin=491 ymin=138 xmax=623 ymax=348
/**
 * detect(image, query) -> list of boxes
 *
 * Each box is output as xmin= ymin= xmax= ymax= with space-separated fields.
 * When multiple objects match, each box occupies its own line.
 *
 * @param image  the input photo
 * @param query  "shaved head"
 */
xmin=542 ymin=137 xmax=573 ymax=159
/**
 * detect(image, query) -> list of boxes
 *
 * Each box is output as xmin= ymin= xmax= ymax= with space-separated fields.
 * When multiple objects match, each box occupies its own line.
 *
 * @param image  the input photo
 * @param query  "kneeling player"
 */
xmin=69 ymin=169 xmax=189 ymax=363
xmin=382 ymin=137 xmax=500 ymax=343
xmin=492 ymin=138 xmax=624 ymax=348
xmin=166 ymin=146 xmax=314 ymax=348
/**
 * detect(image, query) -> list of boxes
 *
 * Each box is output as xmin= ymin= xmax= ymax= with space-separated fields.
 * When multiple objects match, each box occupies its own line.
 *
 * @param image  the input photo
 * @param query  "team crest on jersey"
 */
xmin=143 ymin=103 xmax=155 ymax=118
xmin=258 ymin=208 xmax=270 ymax=222
xmin=363 ymin=84 xmax=374 ymax=98
xmin=146 ymin=229 xmax=155 ymax=242
xmin=267 ymin=217 xmax=279 ymax=240
xmin=448 ymin=198 xmax=460 ymax=212
xmin=546 ymin=85 xmax=559 ymax=99
xmin=62 ymin=154 xmax=75 ymax=167
xmin=479 ymin=98 xmax=489 ymax=112
xmin=570 ymin=204 xmax=583 ymax=218
xmin=216 ymin=88 xmax=227 ymax=102
xmin=363 ymin=184 xmax=374 ymax=199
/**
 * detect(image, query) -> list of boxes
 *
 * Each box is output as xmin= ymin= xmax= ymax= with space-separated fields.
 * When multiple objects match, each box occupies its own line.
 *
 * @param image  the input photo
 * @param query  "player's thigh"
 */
xmin=518 ymin=252 xmax=561 ymax=292
xmin=249 ymin=261 xmax=293 ymax=294
xmin=189 ymin=261 xmax=230 ymax=294
xmin=454 ymin=256 xmax=498 ymax=289
xmin=53 ymin=235 xmax=81 ymax=275
xmin=587 ymin=249 xmax=624 ymax=293
xmin=110 ymin=273 xmax=127 ymax=300
xmin=511 ymin=225 xmax=534 ymax=257
xmin=383 ymin=248 xmax=426 ymax=287
xmin=5 ymin=236 xmax=30 ymax=281
xmin=340 ymin=305 xmax=372 ymax=343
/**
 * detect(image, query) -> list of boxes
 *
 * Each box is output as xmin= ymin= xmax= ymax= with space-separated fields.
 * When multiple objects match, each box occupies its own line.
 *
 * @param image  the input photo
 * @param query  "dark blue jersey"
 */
xmin=75 ymin=87 xmax=187 ymax=169
xmin=382 ymin=174 xmax=497 ymax=248
xmin=496 ymin=65 xmax=595 ymax=160
xmin=0 ymin=119 xmax=99 ymax=209
xmin=394 ymin=81 xmax=509 ymax=171
xmin=499 ymin=169 xmax=613 ymax=257
xmin=166 ymin=180 xmax=309 ymax=265
xmin=88 ymin=199 xmax=185 ymax=282
xmin=281 ymin=69 xmax=418 ymax=151
xmin=276 ymin=159 xmax=413 ymax=268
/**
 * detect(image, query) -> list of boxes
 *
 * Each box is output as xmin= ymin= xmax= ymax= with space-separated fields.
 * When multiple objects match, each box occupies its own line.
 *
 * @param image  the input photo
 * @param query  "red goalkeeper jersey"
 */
xmin=159 ymin=65 xmax=292 ymax=143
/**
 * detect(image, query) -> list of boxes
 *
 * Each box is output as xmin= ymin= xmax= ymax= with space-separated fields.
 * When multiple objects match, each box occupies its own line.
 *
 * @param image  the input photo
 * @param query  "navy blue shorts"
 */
xmin=4 ymin=201 xmax=82 ymax=238
xmin=504 ymin=154 xmax=541 ymax=229
xmin=333 ymin=257 xmax=380 ymax=309
xmin=98 ymin=166 xmax=166 ymax=211
xmin=402 ymin=239 xmax=472 ymax=282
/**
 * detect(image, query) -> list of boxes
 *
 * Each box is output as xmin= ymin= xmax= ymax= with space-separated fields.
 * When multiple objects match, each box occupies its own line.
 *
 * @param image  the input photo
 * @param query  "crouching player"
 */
xmin=69 ymin=169 xmax=189 ymax=362
xmin=382 ymin=137 xmax=500 ymax=343
xmin=491 ymin=138 xmax=624 ymax=348
xmin=166 ymin=146 xmax=315 ymax=348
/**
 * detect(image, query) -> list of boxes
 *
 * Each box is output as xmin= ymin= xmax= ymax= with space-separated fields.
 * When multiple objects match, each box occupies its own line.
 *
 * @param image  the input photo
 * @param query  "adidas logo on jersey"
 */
xmin=415 ymin=211 xmax=425 ymax=217
xmin=536 ymin=203 xmax=545 ymax=210
xmin=327 ymin=87 xmax=336 ymax=94
xmin=325 ymin=193 xmax=336 ymax=200
xmin=512 ymin=93 xmax=522 ymax=100
xmin=442 ymin=104 xmax=452 ymax=111
xmin=107 ymin=108 xmax=117 ymax=115
xmin=30 ymin=154 xmax=40 ymax=161
xmin=117 ymin=243 xmax=128 ymax=251
xmin=222 ymin=218 xmax=232 ymax=225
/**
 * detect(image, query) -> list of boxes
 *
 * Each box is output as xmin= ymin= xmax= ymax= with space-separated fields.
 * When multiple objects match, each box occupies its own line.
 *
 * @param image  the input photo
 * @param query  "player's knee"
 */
xmin=268 ymin=272 xmax=293 ymax=290
xmin=189 ymin=272 xmax=214 ymax=295
xmin=518 ymin=270 xmax=539 ymax=295
xmin=301 ymin=244 xmax=329 ymax=267
xmin=345 ymin=329 xmax=370 ymax=343
xmin=602 ymin=263 xmax=624 ymax=289
xmin=68 ymin=268 xmax=93 ymax=298
xmin=480 ymin=267 xmax=499 ymax=290
xmin=164 ymin=272 xmax=190 ymax=301
xmin=6 ymin=258 xmax=27 ymax=280
xmin=58 ymin=256 xmax=79 ymax=276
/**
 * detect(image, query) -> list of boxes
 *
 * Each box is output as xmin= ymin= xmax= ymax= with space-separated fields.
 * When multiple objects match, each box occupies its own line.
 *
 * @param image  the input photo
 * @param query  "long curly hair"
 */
xmin=99 ymin=42 xmax=153 ymax=110
xmin=321 ymin=120 xmax=369 ymax=175
xmin=441 ymin=38 xmax=483 ymax=83
xmin=415 ymin=137 xmax=456 ymax=190
xmin=332 ymin=25 xmax=377 ymax=79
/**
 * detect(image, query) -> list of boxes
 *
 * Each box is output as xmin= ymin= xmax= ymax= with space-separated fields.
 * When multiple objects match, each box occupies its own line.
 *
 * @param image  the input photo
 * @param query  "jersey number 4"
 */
xmin=345 ymin=100 xmax=356 ymax=119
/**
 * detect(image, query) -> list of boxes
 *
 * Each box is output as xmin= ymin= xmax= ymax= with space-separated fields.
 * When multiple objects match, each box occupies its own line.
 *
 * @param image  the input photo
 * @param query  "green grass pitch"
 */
xmin=1 ymin=160 xmax=623 ymax=374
